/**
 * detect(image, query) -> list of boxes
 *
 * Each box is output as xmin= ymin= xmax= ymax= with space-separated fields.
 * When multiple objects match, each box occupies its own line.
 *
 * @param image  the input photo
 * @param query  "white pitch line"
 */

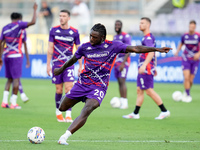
xmin=0 ymin=140 xmax=199 ymax=143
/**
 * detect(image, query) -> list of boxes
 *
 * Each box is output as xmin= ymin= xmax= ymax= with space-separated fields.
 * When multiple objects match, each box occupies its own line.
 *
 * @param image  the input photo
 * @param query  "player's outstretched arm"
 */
xmin=27 ymin=2 xmax=38 ymax=27
xmin=54 ymin=55 xmax=78 ymax=76
xmin=125 ymin=45 xmax=172 ymax=53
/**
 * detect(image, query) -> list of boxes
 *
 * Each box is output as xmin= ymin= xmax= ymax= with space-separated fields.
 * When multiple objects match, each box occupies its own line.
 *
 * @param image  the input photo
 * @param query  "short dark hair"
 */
xmin=115 ymin=20 xmax=123 ymax=26
xmin=60 ymin=9 xmax=70 ymax=16
xmin=10 ymin=12 xmax=21 ymax=20
xmin=91 ymin=23 xmax=107 ymax=40
xmin=190 ymin=20 xmax=196 ymax=25
xmin=19 ymin=13 xmax=23 ymax=20
xmin=141 ymin=17 xmax=151 ymax=24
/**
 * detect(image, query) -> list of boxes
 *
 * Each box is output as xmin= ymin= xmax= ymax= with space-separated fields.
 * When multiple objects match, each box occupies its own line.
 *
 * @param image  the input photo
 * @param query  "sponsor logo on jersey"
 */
xmin=87 ymin=51 xmax=109 ymax=58
xmin=184 ymin=40 xmax=198 ymax=44
xmin=86 ymin=47 xmax=92 ymax=50
xmin=70 ymin=77 xmax=74 ymax=80
xmin=147 ymin=36 xmax=152 ymax=40
xmin=55 ymin=29 xmax=61 ymax=33
xmin=55 ymin=36 xmax=74 ymax=42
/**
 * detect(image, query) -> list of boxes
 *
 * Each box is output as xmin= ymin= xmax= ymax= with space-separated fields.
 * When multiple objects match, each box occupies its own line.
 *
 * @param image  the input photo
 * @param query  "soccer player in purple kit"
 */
xmin=46 ymin=10 xmax=82 ymax=122
xmin=0 ymin=3 xmax=37 ymax=109
xmin=174 ymin=20 xmax=200 ymax=103
xmin=53 ymin=23 xmax=171 ymax=145
xmin=123 ymin=17 xmax=170 ymax=120
xmin=113 ymin=20 xmax=131 ymax=109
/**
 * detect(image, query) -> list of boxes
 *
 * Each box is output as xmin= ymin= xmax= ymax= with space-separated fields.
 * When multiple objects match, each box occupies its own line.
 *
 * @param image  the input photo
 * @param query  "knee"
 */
xmin=145 ymin=90 xmax=152 ymax=96
xmin=184 ymin=76 xmax=190 ymax=81
xmin=84 ymin=100 xmax=99 ymax=114
xmin=56 ymin=88 xmax=63 ymax=94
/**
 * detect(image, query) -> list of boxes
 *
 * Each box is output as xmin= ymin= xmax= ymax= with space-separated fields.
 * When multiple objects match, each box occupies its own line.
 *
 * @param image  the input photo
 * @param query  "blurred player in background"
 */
xmin=113 ymin=20 xmax=131 ymax=109
xmin=53 ymin=23 xmax=171 ymax=145
xmin=123 ymin=17 xmax=170 ymax=120
xmin=1 ymin=14 xmax=30 ymax=103
xmin=47 ymin=9 xmax=82 ymax=122
xmin=0 ymin=3 xmax=37 ymax=109
xmin=174 ymin=20 xmax=200 ymax=103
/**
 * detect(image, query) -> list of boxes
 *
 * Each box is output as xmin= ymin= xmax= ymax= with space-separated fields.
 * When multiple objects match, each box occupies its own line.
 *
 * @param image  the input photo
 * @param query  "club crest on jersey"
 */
xmin=119 ymin=35 xmax=123 ymax=39
xmin=104 ymin=44 xmax=109 ymax=48
xmin=69 ymin=30 xmax=74 ymax=35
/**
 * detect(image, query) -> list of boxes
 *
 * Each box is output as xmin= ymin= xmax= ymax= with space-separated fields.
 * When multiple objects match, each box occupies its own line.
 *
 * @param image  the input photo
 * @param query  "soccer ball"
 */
xmin=27 ymin=127 xmax=45 ymax=144
xmin=172 ymin=91 xmax=182 ymax=102
xmin=110 ymin=97 xmax=121 ymax=108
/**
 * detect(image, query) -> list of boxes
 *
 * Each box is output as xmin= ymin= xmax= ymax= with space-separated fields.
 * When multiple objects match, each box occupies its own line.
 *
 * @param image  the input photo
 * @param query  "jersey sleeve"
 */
xmin=114 ymin=41 xmax=128 ymax=54
xmin=0 ymin=29 xmax=4 ymax=40
xmin=124 ymin=34 xmax=132 ymax=45
xmin=74 ymin=32 xmax=80 ymax=45
xmin=49 ymin=28 xmax=54 ymax=42
xmin=75 ymin=45 xmax=84 ymax=59
xmin=19 ymin=21 xmax=28 ymax=29
xmin=181 ymin=34 xmax=185 ymax=44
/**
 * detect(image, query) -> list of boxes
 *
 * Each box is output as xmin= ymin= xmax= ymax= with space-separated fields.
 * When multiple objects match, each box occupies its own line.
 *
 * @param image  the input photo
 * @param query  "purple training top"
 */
xmin=0 ymin=21 xmax=28 ymax=58
xmin=49 ymin=26 xmax=80 ymax=67
xmin=181 ymin=32 xmax=200 ymax=61
xmin=138 ymin=33 xmax=156 ymax=75
xmin=75 ymin=40 xmax=128 ymax=91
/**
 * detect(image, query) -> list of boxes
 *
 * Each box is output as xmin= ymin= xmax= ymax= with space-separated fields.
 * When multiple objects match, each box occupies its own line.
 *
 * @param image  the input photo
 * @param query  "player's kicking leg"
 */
xmin=58 ymin=97 xmax=99 ymax=145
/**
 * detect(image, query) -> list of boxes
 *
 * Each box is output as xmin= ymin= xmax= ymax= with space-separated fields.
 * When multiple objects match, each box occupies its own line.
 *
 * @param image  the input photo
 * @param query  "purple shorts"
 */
xmin=52 ymin=65 xmax=74 ymax=84
xmin=114 ymin=64 xmax=129 ymax=78
xmin=137 ymin=74 xmax=154 ymax=90
xmin=182 ymin=59 xmax=199 ymax=75
xmin=4 ymin=57 xmax=23 ymax=79
xmin=66 ymin=82 xmax=106 ymax=105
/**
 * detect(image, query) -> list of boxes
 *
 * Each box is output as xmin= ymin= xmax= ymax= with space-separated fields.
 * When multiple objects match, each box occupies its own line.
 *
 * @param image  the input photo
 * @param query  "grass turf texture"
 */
xmin=0 ymin=78 xmax=200 ymax=150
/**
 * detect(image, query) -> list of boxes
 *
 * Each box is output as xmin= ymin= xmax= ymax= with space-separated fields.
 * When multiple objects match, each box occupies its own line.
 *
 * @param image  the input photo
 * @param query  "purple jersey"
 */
xmin=113 ymin=32 xmax=131 ymax=65
xmin=75 ymin=40 xmax=128 ymax=90
xmin=138 ymin=33 xmax=156 ymax=75
xmin=49 ymin=26 xmax=80 ymax=67
xmin=0 ymin=21 xmax=28 ymax=58
xmin=181 ymin=32 xmax=200 ymax=61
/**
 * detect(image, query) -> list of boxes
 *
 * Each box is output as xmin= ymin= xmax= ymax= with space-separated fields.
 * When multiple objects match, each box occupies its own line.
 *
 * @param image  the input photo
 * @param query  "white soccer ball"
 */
xmin=27 ymin=127 xmax=45 ymax=144
xmin=110 ymin=97 xmax=121 ymax=108
xmin=172 ymin=91 xmax=182 ymax=102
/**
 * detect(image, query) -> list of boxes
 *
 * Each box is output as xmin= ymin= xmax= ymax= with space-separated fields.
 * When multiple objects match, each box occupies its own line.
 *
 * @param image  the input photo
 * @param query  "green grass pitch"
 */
xmin=0 ymin=78 xmax=200 ymax=150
